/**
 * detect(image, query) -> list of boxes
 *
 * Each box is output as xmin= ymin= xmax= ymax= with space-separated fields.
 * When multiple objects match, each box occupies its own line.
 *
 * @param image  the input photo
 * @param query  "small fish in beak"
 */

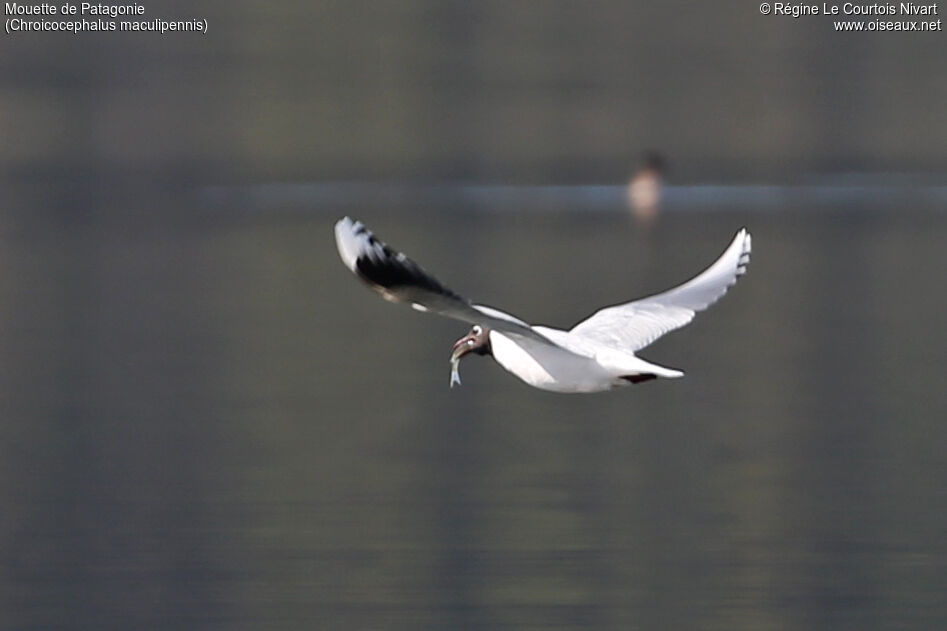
xmin=447 ymin=324 xmax=491 ymax=389
xmin=450 ymin=357 xmax=462 ymax=388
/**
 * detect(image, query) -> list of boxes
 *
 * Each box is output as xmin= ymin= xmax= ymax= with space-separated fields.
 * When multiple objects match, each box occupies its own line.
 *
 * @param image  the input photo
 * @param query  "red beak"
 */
xmin=450 ymin=335 xmax=474 ymax=361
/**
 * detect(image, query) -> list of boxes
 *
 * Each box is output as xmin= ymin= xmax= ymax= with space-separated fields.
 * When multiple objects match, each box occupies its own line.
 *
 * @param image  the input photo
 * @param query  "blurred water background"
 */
xmin=1 ymin=2 xmax=946 ymax=630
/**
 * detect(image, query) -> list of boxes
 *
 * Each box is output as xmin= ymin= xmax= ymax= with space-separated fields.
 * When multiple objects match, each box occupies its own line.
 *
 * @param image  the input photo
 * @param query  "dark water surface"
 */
xmin=1 ymin=196 xmax=945 ymax=630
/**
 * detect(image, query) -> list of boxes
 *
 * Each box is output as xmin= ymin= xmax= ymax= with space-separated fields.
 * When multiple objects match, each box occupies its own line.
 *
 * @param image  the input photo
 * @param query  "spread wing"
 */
xmin=569 ymin=228 xmax=751 ymax=352
xmin=334 ymin=217 xmax=554 ymax=344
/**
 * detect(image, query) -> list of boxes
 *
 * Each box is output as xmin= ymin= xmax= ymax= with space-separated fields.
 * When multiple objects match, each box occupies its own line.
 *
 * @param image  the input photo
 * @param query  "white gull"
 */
xmin=335 ymin=217 xmax=751 ymax=393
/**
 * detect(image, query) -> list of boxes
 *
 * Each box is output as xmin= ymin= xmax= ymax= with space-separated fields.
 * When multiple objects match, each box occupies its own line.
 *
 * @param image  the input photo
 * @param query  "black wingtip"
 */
xmin=335 ymin=218 xmax=467 ymax=304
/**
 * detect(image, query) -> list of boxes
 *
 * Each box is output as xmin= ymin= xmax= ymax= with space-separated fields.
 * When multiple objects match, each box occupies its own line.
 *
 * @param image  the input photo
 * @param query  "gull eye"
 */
xmin=472 ymin=325 xmax=482 ymax=335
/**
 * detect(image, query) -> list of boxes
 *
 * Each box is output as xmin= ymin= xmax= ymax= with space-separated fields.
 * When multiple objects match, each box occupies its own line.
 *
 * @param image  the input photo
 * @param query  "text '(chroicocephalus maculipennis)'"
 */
xmin=335 ymin=217 xmax=751 ymax=393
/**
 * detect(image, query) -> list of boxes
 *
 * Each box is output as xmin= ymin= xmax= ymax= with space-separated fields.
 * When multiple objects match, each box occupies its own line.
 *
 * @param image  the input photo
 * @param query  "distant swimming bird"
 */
xmin=627 ymin=151 xmax=667 ymax=223
xmin=335 ymin=217 xmax=751 ymax=393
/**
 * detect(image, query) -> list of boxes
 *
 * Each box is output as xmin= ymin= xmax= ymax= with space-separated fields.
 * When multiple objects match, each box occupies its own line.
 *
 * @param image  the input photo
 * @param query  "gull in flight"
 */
xmin=335 ymin=217 xmax=751 ymax=393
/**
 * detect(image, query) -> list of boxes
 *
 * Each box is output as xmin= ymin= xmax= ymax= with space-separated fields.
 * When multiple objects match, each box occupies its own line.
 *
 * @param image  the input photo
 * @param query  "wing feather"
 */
xmin=334 ymin=217 xmax=553 ymax=344
xmin=569 ymin=229 xmax=751 ymax=352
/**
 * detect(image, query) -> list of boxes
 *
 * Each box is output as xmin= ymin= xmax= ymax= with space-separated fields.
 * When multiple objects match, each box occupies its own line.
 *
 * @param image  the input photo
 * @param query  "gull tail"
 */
xmin=613 ymin=355 xmax=684 ymax=381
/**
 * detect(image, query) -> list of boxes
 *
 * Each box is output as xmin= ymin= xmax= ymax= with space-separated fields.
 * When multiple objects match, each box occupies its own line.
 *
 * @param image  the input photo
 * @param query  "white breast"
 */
xmin=489 ymin=330 xmax=617 ymax=393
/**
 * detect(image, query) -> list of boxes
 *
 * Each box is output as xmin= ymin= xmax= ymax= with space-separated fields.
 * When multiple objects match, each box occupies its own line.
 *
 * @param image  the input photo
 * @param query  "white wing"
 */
xmin=335 ymin=217 xmax=555 ymax=345
xmin=569 ymin=229 xmax=752 ymax=352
